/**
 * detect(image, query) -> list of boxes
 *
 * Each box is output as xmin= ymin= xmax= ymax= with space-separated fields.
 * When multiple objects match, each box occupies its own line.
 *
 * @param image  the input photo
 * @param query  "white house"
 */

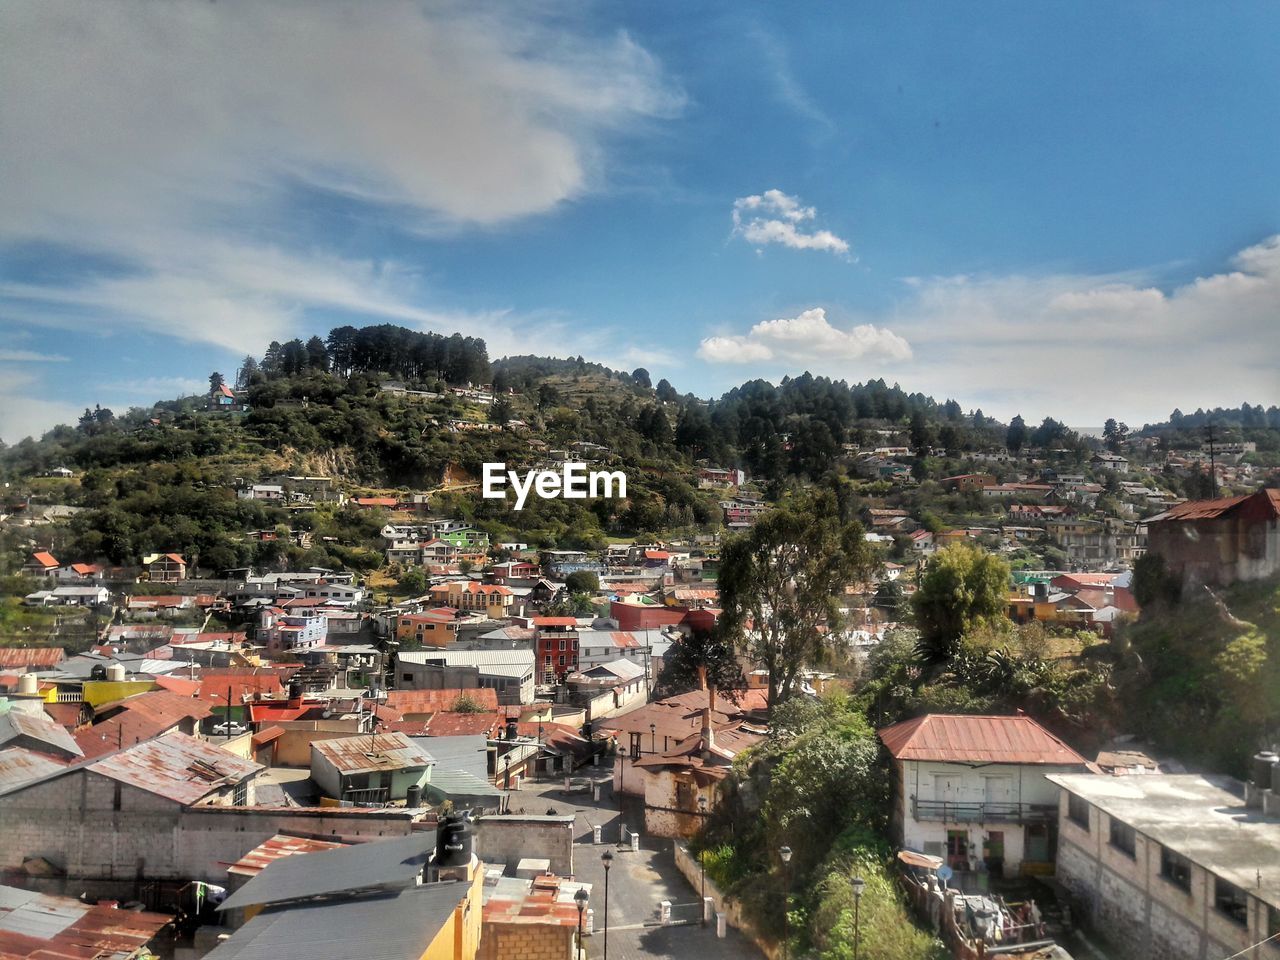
xmin=878 ymin=713 xmax=1089 ymax=878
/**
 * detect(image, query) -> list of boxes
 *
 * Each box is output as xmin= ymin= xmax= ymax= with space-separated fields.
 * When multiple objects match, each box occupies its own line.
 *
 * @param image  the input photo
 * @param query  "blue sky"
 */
xmin=2 ymin=1 xmax=1278 ymax=443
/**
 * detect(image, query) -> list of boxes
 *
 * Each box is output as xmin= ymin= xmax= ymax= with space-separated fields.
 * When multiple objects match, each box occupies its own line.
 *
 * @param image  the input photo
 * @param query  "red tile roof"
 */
xmin=28 ymin=552 xmax=58 ymax=569
xmin=878 ymin=713 xmax=1086 ymax=765
xmin=533 ymin=617 xmax=577 ymax=627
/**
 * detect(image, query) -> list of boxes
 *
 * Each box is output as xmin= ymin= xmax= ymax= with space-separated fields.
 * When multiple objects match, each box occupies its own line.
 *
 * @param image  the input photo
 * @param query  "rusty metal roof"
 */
xmin=226 ymin=833 xmax=347 ymax=878
xmin=0 ymin=710 xmax=83 ymax=759
xmin=312 ymin=732 xmax=434 ymax=775
xmin=0 ymin=748 xmax=66 ymax=792
xmin=0 ymin=649 xmax=65 ymax=670
xmin=88 ymin=732 xmax=262 ymax=805
xmin=1147 ymin=487 xmax=1280 ymax=523
xmin=878 ymin=713 xmax=1086 ymax=765
xmin=0 ymin=884 xmax=170 ymax=960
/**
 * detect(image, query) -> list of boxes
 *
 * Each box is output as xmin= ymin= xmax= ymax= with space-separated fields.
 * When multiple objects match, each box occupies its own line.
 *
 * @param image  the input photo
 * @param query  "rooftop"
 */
xmin=878 ymin=713 xmax=1087 ymax=766
xmin=1049 ymin=773 xmax=1280 ymax=909
xmin=0 ymin=884 xmax=171 ymax=960
xmin=226 ymin=833 xmax=348 ymax=879
xmin=87 ymin=732 xmax=262 ymax=805
xmin=219 ymin=833 xmax=438 ymax=911
xmin=312 ymin=732 xmax=435 ymax=775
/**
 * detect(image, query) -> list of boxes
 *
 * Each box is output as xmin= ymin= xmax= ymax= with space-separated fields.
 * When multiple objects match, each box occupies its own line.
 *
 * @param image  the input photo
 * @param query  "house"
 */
xmin=1049 ymin=772 xmax=1280 ymax=960
xmin=429 ymin=581 xmax=514 ymax=618
xmin=909 ymin=530 xmax=936 ymax=555
xmin=142 ymin=552 xmax=187 ymax=582
xmin=397 ymin=608 xmax=467 ymax=648
xmin=209 ymin=382 xmax=249 ymax=412
xmin=22 ymin=551 xmax=59 ymax=578
xmin=257 ymin=607 xmax=327 ymax=654
xmin=1091 ymin=453 xmax=1130 ymax=472
xmin=720 ymin=496 xmax=769 ymax=529
xmin=74 ymin=689 xmax=214 ymax=759
xmin=878 ymin=713 xmax=1089 ymax=878
xmin=301 ymin=580 xmax=364 ymax=605
xmin=396 ymin=649 xmax=536 ymax=706
xmin=479 ymin=872 xmax=587 ymax=960
xmin=941 ymin=473 xmax=996 ymax=493
xmin=1145 ymin=488 xmax=1280 ymax=588
xmin=309 ymin=732 xmax=434 ymax=804
xmin=532 ymin=617 xmax=579 ymax=684
xmin=598 ymin=684 xmax=769 ymax=799
xmin=29 ymin=585 xmax=110 ymax=607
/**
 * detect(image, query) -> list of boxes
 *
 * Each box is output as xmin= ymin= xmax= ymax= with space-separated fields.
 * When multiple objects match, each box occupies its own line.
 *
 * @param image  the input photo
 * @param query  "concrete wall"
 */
xmin=642 ymin=770 xmax=710 ymax=839
xmin=1053 ymin=792 xmax=1259 ymax=960
xmin=275 ymin=728 xmax=353 ymax=767
xmin=0 ymin=769 xmax=424 ymax=892
xmin=421 ymin=868 xmax=484 ymax=960
xmin=475 ymin=815 xmax=575 ymax=877
xmin=673 ymin=840 xmax=776 ymax=960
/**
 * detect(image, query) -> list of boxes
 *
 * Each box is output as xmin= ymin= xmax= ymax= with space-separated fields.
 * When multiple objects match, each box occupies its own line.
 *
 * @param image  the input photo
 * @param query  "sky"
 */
xmin=1 ymin=1 xmax=1278 ymax=443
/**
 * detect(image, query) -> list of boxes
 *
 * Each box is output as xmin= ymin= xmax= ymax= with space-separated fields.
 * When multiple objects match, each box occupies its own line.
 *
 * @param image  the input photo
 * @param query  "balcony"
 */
xmin=911 ymin=798 xmax=1057 ymax=824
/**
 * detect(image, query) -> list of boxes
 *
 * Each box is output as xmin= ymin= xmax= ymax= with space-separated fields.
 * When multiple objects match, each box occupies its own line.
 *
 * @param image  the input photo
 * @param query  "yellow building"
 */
xmin=428 ymin=581 xmax=514 ymax=618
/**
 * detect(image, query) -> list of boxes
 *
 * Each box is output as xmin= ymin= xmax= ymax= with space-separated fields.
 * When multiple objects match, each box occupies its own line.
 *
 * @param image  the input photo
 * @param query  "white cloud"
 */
xmin=95 ymin=377 xmax=209 ymax=398
xmin=731 ymin=190 xmax=850 ymax=256
xmin=0 ymin=369 xmax=83 ymax=444
xmin=878 ymin=236 xmax=1280 ymax=424
xmin=0 ymin=1 xmax=680 ymax=360
xmin=697 ymin=307 xmax=911 ymax=365
xmin=0 ymin=350 xmax=68 ymax=363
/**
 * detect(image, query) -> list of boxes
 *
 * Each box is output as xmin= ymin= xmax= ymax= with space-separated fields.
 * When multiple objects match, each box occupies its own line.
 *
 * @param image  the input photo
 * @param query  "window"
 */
xmin=629 ymin=732 xmax=642 ymax=759
xmin=1160 ymin=846 xmax=1191 ymax=891
xmin=1108 ymin=818 xmax=1136 ymax=857
xmin=1213 ymin=877 xmax=1247 ymax=926
xmin=233 ymin=781 xmax=248 ymax=806
xmin=559 ymin=639 xmax=567 ymax=651
xmin=402 ymin=672 xmax=412 ymax=682
xmin=1068 ymin=794 xmax=1090 ymax=830
xmin=558 ymin=655 xmax=565 ymax=666
xmin=112 ymin=782 xmax=122 ymax=811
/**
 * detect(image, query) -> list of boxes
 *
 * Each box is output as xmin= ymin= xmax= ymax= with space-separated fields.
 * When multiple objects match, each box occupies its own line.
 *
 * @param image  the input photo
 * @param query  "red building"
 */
xmin=533 ymin=617 xmax=579 ymax=684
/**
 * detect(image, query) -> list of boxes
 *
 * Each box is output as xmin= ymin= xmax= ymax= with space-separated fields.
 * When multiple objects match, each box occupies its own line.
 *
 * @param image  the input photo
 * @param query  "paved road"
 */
xmin=509 ymin=764 xmax=764 ymax=960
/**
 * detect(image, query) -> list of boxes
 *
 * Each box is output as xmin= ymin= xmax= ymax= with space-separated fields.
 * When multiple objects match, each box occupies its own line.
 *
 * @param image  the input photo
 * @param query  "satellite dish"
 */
xmin=937 ymin=865 xmax=954 ymax=883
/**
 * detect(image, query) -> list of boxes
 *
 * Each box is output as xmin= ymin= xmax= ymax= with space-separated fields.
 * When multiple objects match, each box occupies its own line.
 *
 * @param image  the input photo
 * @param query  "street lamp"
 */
xmin=503 ymin=752 xmax=511 ymax=791
xmin=574 ymin=887 xmax=589 ymax=959
xmin=779 ymin=845 xmax=792 ymax=960
xmin=851 ymin=875 xmax=866 ymax=960
xmin=649 ymin=722 xmax=656 ymax=754
xmin=698 ymin=796 xmax=709 ymax=925
xmin=601 ymin=850 xmax=613 ymax=960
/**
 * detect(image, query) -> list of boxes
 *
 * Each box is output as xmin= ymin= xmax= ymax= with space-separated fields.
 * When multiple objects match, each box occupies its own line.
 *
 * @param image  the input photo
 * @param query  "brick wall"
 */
xmin=477 ymin=923 xmax=572 ymax=960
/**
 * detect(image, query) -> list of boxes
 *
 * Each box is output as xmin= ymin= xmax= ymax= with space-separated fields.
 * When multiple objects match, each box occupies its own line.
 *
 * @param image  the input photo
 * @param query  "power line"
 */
xmin=1214 ymin=928 xmax=1280 ymax=960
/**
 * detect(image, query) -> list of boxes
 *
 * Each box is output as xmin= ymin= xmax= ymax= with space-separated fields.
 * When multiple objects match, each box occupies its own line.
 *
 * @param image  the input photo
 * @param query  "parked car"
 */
xmin=212 ymin=722 xmax=247 ymax=736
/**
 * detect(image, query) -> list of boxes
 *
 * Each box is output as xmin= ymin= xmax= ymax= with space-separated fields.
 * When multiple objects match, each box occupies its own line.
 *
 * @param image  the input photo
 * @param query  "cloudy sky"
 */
xmin=1 ymin=1 xmax=1278 ymax=442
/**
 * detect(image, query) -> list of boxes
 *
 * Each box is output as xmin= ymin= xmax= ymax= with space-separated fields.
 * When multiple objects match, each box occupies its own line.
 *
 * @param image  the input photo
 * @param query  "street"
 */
xmin=506 ymin=762 xmax=764 ymax=960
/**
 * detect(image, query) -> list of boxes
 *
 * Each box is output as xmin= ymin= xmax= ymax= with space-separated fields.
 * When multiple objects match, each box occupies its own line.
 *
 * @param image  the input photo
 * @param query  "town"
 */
xmin=0 ymin=335 xmax=1277 ymax=960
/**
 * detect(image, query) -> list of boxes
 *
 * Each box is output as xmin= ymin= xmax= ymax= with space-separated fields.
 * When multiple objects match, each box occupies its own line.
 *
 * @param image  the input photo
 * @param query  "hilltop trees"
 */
xmin=1006 ymin=414 xmax=1027 ymax=453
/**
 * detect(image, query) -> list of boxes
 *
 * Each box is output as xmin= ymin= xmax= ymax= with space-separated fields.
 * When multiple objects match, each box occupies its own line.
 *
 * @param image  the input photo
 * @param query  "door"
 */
xmin=983 ymin=776 xmax=1012 ymax=817
xmin=1026 ymin=823 xmax=1050 ymax=863
xmin=933 ymin=774 xmax=958 ymax=818
xmin=984 ymin=831 xmax=1005 ymax=878
xmin=946 ymin=829 xmax=969 ymax=870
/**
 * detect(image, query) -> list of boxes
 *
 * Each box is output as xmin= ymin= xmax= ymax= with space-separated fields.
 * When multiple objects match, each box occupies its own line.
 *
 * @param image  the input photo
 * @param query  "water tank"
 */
xmin=1252 ymin=751 xmax=1279 ymax=788
xmin=106 ymin=663 xmax=127 ymax=683
xmin=288 ymin=680 xmax=304 ymax=701
xmin=505 ymin=720 xmax=518 ymax=741
xmin=1271 ymin=757 xmax=1280 ymax=795
xmin=406 ymin=783 xmax=422 ymax=809
xmin=436 ymin=813 xmax=473 ymax=867
xmin=90 ymin=664 xmax=108 ymax=681
xmin=17 ymin=673 xmax=38 ymax=696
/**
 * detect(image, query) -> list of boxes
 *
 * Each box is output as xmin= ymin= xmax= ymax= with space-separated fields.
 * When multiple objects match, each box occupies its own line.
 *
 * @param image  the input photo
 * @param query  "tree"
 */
xmin=631 ymin=367 xmax=652 ymax=390
xmin=1006 ymin=415 xmax=1027 ymax=453
xmin=397 ymin=566 xmax=427 ymax=595
xmin=913 ymin=543 xmax=1010 ymax=665
xmin=489 ymin=396 xmax=514 ymax=426
xmin=655 ymin=378 xmax=678 ymax=403
xmin=564 ymin=570 xmax=599 ymax=595
xmin=209 ymin=372 xmax=225 ymax=394
xmin=655 ymin=626 xmax=746 ymax=698
xmin=305 ymin=335 xmax=329 ymax=371
xmin=718 ymin=491 xmax=876 ymax=710
xmin=1103 ymin=418 xmax=1130 ymax=453
xmin=908 ymin=410 xmax=933 ymax=457
xmin=236 ymin=356 xmax=261 ymax=389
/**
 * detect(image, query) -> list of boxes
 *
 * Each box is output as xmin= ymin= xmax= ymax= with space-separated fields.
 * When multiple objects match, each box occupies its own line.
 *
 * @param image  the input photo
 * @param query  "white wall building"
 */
xmin=879 ymin=713 xmax=1089 ymax=878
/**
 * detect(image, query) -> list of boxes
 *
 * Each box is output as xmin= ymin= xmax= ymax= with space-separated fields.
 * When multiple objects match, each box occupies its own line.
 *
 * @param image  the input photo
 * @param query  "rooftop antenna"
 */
xmin=1204 ymin=422 xmax=1218 ymax=497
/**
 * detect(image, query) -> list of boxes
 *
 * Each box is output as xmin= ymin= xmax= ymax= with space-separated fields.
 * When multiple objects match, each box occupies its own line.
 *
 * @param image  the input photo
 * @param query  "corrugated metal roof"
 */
xmin=0 ymin=709 xmax=83 ymax=758
xmin=312 ymin=732 xmax=434 ymax=775
xmin=0 ymin=748 xmax=66 ymax=791
xmin=409 ymin=735 xmax=489 ymax=781
xmin=0 ymin=884 xmax=170 ymax=960
xmin=226 ymin=834 xmax=348 ymax=878
xmin=877 ymin=714 xmax=1086 ymax=765
xmin=219 ymin=833 xmax=438 ymax=912
xmin=89 ymin=732 xmax=263 ymax=805
xmin=1147 ymin=487 xmax=1280 ymax=523
xmin=0 ymin=648 xmax=65 ymax=670
xmin=425 ymin=769 xmax=503 ymax=801
xmin=0 ymin=894 xmax=88 ymax=940
xmin=208 ymin=883 xmax=465 ymax=960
